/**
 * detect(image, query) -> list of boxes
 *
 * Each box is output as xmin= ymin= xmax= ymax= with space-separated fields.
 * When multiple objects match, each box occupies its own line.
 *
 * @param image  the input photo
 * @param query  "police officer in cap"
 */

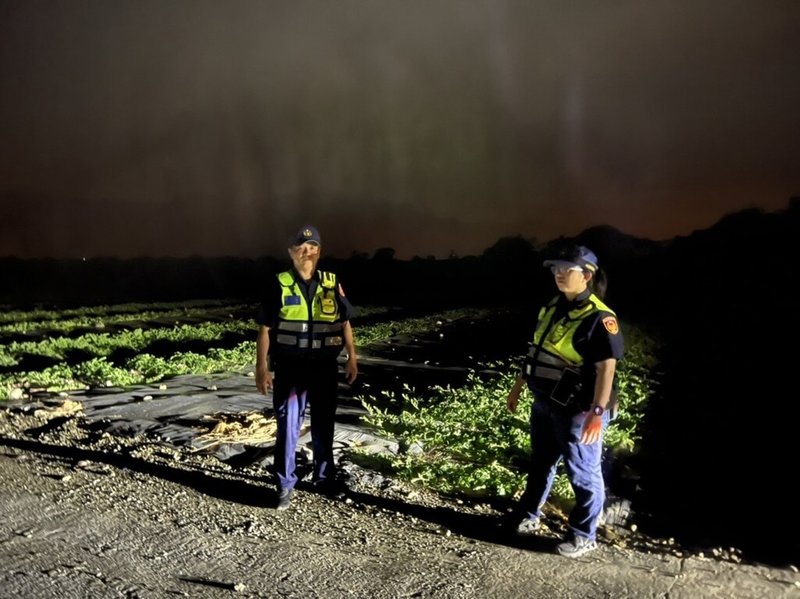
xmin=505 ymin=244 xmax=624 ymax=557
xmin=255 ymin=225 xmax=358 ymax=510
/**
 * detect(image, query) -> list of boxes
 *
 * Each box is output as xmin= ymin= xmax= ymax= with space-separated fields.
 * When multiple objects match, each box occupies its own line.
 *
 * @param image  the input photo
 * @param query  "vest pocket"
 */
xmin=549 ymin=368 xmax=583 ymax=407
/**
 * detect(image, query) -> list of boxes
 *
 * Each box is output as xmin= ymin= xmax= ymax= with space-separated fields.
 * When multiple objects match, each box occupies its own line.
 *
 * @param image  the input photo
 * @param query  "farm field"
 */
xmin=0 ymin=298 xmax=657 ymax=509
xmin=0 ymin=300 xmax=394 ymax=399
xmin=1 ymin=299 xmax=797 ymax=598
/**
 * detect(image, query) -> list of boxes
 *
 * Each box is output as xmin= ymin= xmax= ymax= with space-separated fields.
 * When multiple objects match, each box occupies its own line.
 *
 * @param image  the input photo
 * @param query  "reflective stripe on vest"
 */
xmin=275 ymin=336 xmax=344 ymax=349
xmin=524 ymin=293 xmax=616 ymax=385
xmin=275 ymin=270 xmax=344 ymax=354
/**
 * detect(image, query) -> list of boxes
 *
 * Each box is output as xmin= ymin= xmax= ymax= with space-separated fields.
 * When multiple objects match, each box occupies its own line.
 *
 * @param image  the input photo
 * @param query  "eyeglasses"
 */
xmin=550 ymin=265 xmax=583 ymax=275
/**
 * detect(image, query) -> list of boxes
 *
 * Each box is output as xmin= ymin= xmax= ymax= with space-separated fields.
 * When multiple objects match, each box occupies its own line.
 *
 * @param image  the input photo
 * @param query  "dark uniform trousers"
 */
xmin=272 ymin=357 xmax=339 ymax=491
xmin=520 ymin=399 xmax=610 ymax=541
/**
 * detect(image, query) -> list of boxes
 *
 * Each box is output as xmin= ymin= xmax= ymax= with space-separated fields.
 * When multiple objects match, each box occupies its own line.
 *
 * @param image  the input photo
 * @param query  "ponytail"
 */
xmin=589 ymin=267 xmax=608 ymax=300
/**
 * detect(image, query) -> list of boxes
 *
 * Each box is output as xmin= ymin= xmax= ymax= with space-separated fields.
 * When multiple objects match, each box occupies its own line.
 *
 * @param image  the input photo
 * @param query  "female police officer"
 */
xmin=505 ymin=245 xmax=623 ymax=557
xmin=255 ymin=225 xmax=358 ymax=510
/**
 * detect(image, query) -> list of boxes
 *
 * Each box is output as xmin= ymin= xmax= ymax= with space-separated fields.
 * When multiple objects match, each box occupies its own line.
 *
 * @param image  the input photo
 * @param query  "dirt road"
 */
xmin=1 ymin=390 xmax=798 ymax=599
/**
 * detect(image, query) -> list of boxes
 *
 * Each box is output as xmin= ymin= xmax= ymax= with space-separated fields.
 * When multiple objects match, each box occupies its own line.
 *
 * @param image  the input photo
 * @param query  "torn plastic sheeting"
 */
xmin=150 ymin=423 xmax=199 ymax=445
xmin=159 ymin=374 xmax=255 ymax=390
xmin=207 ymin=442 xmax=255 ymax=461
xmin=82 ymin=395 xmax=269 ymax=422
xmin=102 ymin=419 xmax=163 ymax=436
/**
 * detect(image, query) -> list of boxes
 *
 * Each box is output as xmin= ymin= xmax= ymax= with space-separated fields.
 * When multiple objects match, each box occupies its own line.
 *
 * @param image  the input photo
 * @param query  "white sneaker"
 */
xmin=556 ymin=535 xmax=597 ymax=558
xmin=515 ymin=517 xmax=541 ymax=537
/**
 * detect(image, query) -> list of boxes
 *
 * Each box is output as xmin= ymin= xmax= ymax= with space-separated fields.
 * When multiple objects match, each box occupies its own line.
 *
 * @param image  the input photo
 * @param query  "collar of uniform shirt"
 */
xmin=557 ymin=288 xmax=592 ymax=313
xmin=291 ymin=267 xmax=318 ymax=299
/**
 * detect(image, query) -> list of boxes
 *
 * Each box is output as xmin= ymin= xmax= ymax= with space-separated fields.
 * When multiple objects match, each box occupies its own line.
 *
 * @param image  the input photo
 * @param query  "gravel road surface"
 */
xmin=1 ymin=387 xmax=798 ymax=599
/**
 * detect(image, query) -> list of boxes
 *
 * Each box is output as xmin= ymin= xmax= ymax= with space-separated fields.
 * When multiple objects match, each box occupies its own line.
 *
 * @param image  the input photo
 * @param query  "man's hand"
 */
xmin=345 ymin=356 xmax=358 ymax=385
xmin=580 ymin=413 xmax=602 ymax=444
xmin=255 ymin=326 xmax=272 ymax=395
xmin=342 ymin=321 xmax=358 ymax=385
xmin=256 ymin=364 xmax=273 ymax=395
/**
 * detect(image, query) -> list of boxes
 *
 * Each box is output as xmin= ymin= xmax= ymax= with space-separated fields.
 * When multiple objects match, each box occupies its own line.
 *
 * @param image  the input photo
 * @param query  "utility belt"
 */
xmin=536 ymin=367 xmax=618 ymax=418
xmin=269 ymin=352 xmax=339 ymax=373
xmin=525 ymin=358 xmax=589 ymax=411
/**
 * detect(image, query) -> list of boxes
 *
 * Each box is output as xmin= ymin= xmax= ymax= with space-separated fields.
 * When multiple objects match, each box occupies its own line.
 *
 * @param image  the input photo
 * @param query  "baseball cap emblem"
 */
xmin=290 ymin=224 xmax=321 ymax=247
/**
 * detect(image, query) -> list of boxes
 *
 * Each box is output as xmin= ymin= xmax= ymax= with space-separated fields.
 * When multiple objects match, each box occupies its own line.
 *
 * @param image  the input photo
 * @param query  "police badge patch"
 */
xmin=602 ymin=316 xmax=619 ymax=335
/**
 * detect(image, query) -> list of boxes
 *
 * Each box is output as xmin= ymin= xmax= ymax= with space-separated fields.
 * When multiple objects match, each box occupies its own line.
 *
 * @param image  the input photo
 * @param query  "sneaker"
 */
xmin=556 ymin=535 xmax=597 ymax=558
xmin=276 ymin=488 xmax=292 ymax=511
xmin=515 ymin=517 xmax=541 ymax=537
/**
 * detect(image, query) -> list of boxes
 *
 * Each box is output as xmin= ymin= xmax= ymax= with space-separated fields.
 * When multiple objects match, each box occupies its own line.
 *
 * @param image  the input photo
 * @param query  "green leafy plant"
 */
xmin=358 ymin=321 xmax=660 ymax=503
xmin=1 ymin=299 xmax=658 ymax=512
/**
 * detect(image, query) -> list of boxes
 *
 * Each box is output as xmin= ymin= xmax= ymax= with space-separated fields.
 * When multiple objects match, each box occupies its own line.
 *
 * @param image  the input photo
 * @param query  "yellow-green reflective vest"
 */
xmin=274 ymin=270 xmax=344 ymax=356
xmin=524 ymin=293 xmax=616 ymax=394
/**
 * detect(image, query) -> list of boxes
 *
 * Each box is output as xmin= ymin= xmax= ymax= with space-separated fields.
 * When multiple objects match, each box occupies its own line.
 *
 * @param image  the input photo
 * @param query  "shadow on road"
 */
xmin=0 ymin=436 xmax=272 ymax=508
xmin=337 ymin=487 xmax=560 ymax=553
xmin=0 ymin=434 xmax=562 ymax=555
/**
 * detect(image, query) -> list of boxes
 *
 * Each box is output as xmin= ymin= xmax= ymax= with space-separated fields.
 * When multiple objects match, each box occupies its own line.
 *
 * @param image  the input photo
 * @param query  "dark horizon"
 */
xmin=2 ymin=197 xmax=795 ymax=313
xmin=1 ymin=198 xmax=794 ymax=263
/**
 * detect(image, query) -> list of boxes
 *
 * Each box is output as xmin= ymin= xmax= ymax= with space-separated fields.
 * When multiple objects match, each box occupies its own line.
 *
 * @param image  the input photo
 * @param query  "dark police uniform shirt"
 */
xmin=522 ymin=288 xmax=624 ymax=407
xmin=256 ymin=268 xmax=355 ymax=366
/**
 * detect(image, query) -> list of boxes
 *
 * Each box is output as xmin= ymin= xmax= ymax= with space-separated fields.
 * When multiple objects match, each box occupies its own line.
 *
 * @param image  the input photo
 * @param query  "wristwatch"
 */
xmin=591 ymin=405 xmax=604 ymax=416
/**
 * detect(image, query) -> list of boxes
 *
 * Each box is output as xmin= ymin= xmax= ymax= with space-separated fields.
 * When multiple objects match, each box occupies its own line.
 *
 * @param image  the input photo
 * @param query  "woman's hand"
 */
xmin=507 ymin=376 xmax=526 ymax=413
xmin=580 ymin=412 xmax=603 ymax=444
xmin=507 ymin=386 xmax=521 ymax=413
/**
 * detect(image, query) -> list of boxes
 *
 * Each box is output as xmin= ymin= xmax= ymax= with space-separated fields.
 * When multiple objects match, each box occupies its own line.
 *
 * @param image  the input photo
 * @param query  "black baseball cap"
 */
xmin=289 ymin=225 xmax=321 ymax=247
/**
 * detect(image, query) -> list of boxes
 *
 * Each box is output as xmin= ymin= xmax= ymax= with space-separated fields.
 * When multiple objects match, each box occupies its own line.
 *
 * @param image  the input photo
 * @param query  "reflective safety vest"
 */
xmin=274 ymin=270 xmax=344 ymax=356
xmin=523 ymin=293 xmax=616 ymax=404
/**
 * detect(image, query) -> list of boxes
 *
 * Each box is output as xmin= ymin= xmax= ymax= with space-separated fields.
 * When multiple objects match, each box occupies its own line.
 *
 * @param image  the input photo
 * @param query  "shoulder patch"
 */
xmin=602 ymin=316 xmax=619 ymax=335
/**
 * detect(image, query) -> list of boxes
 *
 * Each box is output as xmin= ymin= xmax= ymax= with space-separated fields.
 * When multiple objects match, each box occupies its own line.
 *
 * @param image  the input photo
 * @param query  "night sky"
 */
xmin=1 ymin=1 xmax=799 ymax=259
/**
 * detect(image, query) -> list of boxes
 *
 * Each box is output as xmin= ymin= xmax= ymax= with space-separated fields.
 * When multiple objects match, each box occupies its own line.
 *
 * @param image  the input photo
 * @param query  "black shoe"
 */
xmin=313 ymin=479 xmax=346 ymax=499
xmin=276 ymin=488 xmax=292 ymax=511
